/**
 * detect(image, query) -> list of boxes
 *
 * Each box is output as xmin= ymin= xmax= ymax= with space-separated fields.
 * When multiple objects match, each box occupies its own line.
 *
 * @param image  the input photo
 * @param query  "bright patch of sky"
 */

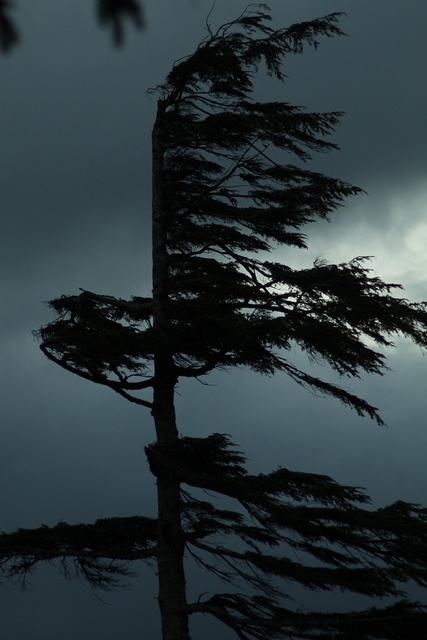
xmin=285 ymin=179 xmax=427 ymax=303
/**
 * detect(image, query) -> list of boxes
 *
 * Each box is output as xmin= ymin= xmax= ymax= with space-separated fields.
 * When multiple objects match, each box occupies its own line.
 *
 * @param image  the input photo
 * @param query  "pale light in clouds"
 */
xmin=300 ymin=179 xmax=427 ymax=302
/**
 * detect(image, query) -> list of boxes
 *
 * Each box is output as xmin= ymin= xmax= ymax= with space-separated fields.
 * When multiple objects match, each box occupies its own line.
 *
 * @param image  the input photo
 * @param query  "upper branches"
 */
xmin=160 ymin=6 xmax=345 ymax=103
xmin=35 ymin=5 xmax=427 ymax=426
xmin=145 ymin=5 xmax=427 ymax=423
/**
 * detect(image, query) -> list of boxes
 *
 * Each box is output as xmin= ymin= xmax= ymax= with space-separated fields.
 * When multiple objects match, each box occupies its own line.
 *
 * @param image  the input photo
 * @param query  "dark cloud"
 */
xmin=1 ymin=1 xmax=427 ymax=637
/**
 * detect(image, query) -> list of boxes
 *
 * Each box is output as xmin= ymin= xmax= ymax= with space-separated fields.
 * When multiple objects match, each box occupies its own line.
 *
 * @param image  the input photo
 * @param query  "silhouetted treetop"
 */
xmin=35 ymin=5 xmax=427 ymax=427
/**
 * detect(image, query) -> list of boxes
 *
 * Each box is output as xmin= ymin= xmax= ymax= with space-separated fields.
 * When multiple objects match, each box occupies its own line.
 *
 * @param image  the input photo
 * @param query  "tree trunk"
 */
xmin=152 ymin=101 xmax=191 ymax=640
xmin=152 ymin=368 xmax=190 ymax=640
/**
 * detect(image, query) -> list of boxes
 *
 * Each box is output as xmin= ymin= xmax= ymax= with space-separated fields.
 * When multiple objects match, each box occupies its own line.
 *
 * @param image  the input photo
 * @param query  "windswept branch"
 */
xmin=0 ymin=516 xmax=157 ymax=589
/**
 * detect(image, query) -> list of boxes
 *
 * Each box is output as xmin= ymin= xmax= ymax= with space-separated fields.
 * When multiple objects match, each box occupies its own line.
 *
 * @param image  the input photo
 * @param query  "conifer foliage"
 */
xmin=36 ymin=6 xmax=427 ymax=424
xmin=3 ymin=5 xmax=427 ymax=640
xmin=2 ymin=435 xmax=427 ymax=639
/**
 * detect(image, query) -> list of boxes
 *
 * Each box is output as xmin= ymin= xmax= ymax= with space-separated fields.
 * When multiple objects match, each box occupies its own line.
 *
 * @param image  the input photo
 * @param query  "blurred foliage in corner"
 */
xmin=0 ymin=0 xmax=145 ymax=53
xmin=0 ymin=1 xmax=19 ymax=53
xmin=97 ymin=0 xmax=144 ymax=46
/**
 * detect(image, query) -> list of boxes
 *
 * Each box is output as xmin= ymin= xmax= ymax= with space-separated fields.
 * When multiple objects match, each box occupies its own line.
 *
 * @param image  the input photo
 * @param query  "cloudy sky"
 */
xmin=1 ymin=1 xmax=427 ymax=637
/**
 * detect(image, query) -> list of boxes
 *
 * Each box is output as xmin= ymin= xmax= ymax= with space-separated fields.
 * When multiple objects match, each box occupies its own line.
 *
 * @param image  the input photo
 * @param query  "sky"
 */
xmin=1 ymin=1 xmax=427 ymax=637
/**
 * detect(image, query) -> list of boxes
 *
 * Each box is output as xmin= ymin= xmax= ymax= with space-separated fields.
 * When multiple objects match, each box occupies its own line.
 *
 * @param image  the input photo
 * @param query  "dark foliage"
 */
xmin=96 ymin=0 xmax=144 ymax=46
xmin=36 ymin=6 xmax=427 ymax=424
xmin=0 ymin=0 xmax=144 ymax=52
xmin=2 ymin=435 xmax=427 ymax=638
xmin=0 ymin=516 xmax=156 ymax=589
xmin=0 ymin=0 xmax=18 ymax=52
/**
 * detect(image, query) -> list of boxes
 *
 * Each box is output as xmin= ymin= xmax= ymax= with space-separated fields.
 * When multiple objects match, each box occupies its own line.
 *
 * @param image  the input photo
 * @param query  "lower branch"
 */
xmin=0 ymin=516 xmax=157 ymax=589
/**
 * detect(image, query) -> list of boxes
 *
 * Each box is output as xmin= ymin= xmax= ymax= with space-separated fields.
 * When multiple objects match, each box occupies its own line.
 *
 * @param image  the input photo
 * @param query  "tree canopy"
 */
xmin=36 ymin=5 xmax=427 ymax=425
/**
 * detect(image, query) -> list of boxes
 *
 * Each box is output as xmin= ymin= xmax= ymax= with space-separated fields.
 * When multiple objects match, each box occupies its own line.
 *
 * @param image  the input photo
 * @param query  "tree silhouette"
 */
xmin=2 ymin=5 xmax=427 ymax=640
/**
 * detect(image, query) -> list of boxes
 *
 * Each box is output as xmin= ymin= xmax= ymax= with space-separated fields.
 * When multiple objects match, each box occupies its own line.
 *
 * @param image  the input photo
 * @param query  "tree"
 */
xmin=2 ymin=5 xmax=427 ymax=640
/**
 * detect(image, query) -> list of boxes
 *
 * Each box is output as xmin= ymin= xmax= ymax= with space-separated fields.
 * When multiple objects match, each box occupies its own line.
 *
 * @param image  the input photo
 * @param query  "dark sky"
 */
xmin=1 ymin=1 xmax=427 ymax=638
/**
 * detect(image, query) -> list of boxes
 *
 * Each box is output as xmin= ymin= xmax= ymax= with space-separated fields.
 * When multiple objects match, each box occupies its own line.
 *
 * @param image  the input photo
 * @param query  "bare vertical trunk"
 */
xmin=152 ymin=367 xmax=190 ymax=640
xmin=151 ymin=100 xmax=191 ymax=640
